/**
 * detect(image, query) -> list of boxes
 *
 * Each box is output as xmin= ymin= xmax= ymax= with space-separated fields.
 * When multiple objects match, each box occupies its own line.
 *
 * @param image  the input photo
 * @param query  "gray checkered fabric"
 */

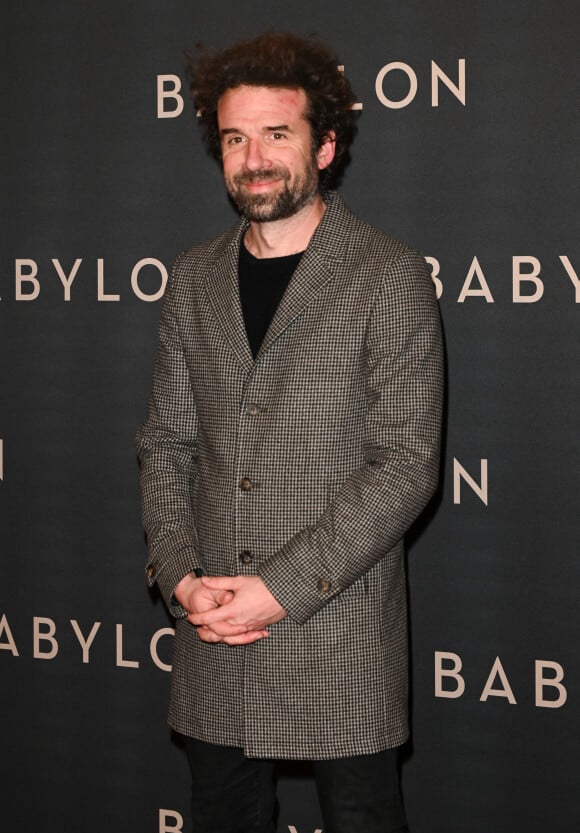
xmin=136 ymin=192 xmax=443 ymax=759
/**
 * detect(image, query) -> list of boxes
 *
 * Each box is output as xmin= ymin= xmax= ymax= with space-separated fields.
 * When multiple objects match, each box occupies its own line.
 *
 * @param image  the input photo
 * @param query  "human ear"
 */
xmin=316 ymin=131 xmax=336 ymax=170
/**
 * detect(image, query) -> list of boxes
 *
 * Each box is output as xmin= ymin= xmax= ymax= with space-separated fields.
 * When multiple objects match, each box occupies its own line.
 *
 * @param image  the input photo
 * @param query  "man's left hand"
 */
xmin=189 ymin=576 xmax=287 ymax=632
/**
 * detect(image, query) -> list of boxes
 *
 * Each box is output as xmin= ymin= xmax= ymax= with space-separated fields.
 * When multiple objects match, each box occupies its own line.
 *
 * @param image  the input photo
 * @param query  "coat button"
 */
xmin=246 ymin=402 xmax=261 ymax=416
xmin=317 ymin=578 xmax=332 ymax=593
xmin=239 ymin=477 xmax=253 ymax=492
xmin=146 ymin=564 xmax=156 ymax=579
xmin=239 ymin=550 xmax=253 ymax=564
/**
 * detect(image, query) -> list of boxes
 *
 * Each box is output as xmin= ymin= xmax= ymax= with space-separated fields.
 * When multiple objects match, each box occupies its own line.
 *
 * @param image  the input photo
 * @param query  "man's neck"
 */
xmin=243 ymin=194 xmax=327 ymax=259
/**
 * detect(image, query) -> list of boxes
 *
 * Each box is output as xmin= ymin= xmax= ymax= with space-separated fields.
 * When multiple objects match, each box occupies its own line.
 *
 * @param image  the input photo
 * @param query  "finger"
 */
xmin=186 ymin=612 xmax=246 ymax=633
xmin=195 ymin=626 xmax=223 ymax=644
xmin=201 ymin=576 xmax=241 ymax=591
xmin=214 ymin=589 xmax=235 ymax=606
xmin=222 ymin=630 xmax=270 ymax=646
xmin=199 ymin=587 xmax=234 ymax=607
xmin=189 ymin=606 xmax=242 ymax=627
xmin=201 ymin=620 xmax=250 ymax=637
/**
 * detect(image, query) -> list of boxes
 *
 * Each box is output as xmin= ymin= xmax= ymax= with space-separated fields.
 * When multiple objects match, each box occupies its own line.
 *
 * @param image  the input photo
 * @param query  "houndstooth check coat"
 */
xmin=136 ymin=191 xmax=443 ymax=759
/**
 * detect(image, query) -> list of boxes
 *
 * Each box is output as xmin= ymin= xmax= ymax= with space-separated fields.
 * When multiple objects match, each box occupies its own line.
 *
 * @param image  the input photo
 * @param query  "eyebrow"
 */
xmin=219 ymin=124 xmax=293 ymax=137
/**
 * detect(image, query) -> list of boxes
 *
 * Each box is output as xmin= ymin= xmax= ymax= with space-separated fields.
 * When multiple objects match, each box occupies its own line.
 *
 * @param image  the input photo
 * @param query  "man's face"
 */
xmin=217 ymin=85 xmax=333 ymax=222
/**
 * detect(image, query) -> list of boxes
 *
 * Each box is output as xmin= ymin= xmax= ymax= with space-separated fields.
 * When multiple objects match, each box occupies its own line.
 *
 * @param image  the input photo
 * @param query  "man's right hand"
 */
xmin=172 ymin=573 xmax=269 ymax=645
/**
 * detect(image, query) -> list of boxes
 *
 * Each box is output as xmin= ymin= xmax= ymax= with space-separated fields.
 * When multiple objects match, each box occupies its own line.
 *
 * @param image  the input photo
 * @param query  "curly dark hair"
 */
xmin=186 ymin=32 xmax=358 ymax=190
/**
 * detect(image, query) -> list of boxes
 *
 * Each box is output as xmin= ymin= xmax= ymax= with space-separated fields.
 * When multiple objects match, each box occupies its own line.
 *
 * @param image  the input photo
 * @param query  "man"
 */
xmin=136 ymin=31 xmax=443 ymax=833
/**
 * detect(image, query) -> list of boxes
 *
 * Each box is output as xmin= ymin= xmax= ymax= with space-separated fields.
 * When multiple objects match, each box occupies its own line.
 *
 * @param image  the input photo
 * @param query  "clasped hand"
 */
xmin=173 ymin=573 xmax=286 ymax=646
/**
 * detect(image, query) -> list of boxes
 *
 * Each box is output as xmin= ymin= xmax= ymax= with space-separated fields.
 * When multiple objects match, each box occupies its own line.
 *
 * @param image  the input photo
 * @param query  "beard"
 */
xmin=225 ymin=158 xmax=320 ymax=222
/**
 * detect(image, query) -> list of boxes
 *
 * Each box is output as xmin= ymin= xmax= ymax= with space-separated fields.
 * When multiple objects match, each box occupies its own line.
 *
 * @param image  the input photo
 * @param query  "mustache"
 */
xmin=233 ymin=168 xmax=289 ymax=186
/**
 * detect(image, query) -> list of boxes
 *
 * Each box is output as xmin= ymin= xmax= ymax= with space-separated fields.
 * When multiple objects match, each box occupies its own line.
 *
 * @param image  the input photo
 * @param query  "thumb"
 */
xmin=215 ymin=589 xmax=234 ymax=605
xmin=201 ymin=575 xmax=240 ymax=591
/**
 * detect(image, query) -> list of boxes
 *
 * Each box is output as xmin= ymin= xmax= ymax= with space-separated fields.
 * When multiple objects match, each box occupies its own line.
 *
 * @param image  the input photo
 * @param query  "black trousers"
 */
xmin=184 ymin=738 xmax=409 ymax=833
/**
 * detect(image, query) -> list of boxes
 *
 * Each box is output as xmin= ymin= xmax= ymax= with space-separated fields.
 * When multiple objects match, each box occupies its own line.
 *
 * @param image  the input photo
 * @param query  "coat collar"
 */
xmin=204 ymin=192 xmax=350 ymax=372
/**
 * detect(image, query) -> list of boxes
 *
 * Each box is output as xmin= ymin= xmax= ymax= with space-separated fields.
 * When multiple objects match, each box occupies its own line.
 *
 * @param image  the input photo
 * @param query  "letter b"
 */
xmin=535 ymin=661 xmax=567 ymax=708
xmin=33 ymin=617 xmax=58 ymax=660
xmin=157 ymin=75 xmax=184 ymax=119
xmin=435 ymin=651 xmax=465 ymax=698
xmin=159 ymin=809 xmax=183 ymax=832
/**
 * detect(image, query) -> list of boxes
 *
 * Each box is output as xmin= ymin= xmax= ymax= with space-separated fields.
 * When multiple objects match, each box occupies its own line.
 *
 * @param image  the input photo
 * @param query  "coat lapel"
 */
xmin=203 ymin=220 xmax=254 ymax=373
xmin=257 ymin=192 xmax=348 ymax=358
xmin=203 ymin=193 xmax=350 ymax=367
xmin=256 ymin=249 xmax=336 ymax=358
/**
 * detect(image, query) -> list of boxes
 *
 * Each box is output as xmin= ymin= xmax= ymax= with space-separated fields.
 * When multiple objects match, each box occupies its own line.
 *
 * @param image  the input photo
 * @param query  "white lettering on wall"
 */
xmin=424 ymin=255 xmax=578 ymax=303
xmin=116 ymin=623 xmax=139 ymax=668
xmin=375 ymin=62 xmax=417 ymax=109
xmin=560 ymin=255 xmax=580 ymax=302
xmin=150 ymin=627 xmax=174 ymax=672
xmin=157 ymin=75 xmax=184 ymax=119
xmin=70 ymin=620 xmax=102 ymax=664
xmin=434 ymin=651 xmax=466 ymax=699
xmin=97 ymin=258 xmax=120 ymax=302
xmin=159 ymin=809 xmax=184 ymax=833
xmin=11 ymin=258 xmax=167 ymax=301
xmin=453 ymin=458 xmax=488 ymax=506
xmin=435 ymin=653 xmax=567 ymax=709
xmin=480 ymin=657 xmax=517 ymax=703
xmin=375 ymin=59 xmax=466 ymax=108
xmin=131 ymin=258 xmax=168 ymax=302
xmin=158 ymin=60 xmax=466 ymax=117
xmin=15 ymin=259 xmax=40 ymax=300
xmin=10 ymin=256 xmax=578 ymax=303
xmin=33 ymin=617 xmax=59 ymax=659
xmin=1 ymin=615 xmax=176 ymax=670
xmin=535 ymin=661 xmax=567 ymax=708
xmin=512 ymin=256 xmax=544 ymax=303
xmin=0 ymin=613 xmax=19 ymax=656
xmin=431 ymin=59 xmax=466 ymax=106
xmin=53 ymin=258 xmax=82 ymax=302
xmin=457 ymin=256 xmax=495 ymax=302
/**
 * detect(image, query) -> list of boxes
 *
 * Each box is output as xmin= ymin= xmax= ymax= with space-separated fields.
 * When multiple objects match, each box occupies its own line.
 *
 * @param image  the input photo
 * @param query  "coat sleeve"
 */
xmin=258 ymin=248 xmax=444 ymax=625
xmin=135 ymin=257 xmax=202 ymax=615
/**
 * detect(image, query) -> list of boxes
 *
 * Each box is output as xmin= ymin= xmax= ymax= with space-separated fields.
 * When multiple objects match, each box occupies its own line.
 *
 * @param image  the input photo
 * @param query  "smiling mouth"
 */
xmin=235 ymin=169 xmax=288 ymax=188
xmin=242 ymin=178 xmax=282 ymax=189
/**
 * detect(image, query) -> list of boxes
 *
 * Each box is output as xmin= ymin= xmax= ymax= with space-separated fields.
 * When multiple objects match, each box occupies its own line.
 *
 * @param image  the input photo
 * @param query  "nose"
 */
xmin=244 ymin=137 xmax=271 ymax=171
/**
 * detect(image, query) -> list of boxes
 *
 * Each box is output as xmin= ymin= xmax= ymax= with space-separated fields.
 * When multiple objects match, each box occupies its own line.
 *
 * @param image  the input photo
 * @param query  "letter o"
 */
xmin=150 ymin=627 xmax=174 ymax=672
xmin=375 ymin=62 xmax=418 ymax=109
xmin=131 ymin=258 xmax=168 ymax=302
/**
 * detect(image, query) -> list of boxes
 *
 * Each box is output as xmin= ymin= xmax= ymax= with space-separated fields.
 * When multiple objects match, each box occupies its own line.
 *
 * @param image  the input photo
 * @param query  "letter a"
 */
xmin=480 ymin=657 xmax=516 ymax=703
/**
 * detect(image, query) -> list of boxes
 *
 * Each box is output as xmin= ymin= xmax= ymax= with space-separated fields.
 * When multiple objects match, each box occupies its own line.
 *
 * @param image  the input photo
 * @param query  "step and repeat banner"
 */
xmin=2 ymin=2 xmax=578 ymax=831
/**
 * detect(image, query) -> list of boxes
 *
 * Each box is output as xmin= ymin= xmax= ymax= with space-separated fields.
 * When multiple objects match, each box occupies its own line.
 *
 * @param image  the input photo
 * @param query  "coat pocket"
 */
xmin=338 ymin=573 xmax=369 ymax=600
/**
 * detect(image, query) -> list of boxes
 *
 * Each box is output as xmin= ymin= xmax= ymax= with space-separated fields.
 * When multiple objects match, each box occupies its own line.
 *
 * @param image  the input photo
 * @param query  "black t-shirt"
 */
xmin=238 ymin=242 xmax=304 ymax=358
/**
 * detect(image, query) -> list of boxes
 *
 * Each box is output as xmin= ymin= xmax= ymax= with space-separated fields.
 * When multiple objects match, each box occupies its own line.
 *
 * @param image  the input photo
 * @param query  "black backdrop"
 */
xmin=2 ymin=2 xmax=579 ymax=831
